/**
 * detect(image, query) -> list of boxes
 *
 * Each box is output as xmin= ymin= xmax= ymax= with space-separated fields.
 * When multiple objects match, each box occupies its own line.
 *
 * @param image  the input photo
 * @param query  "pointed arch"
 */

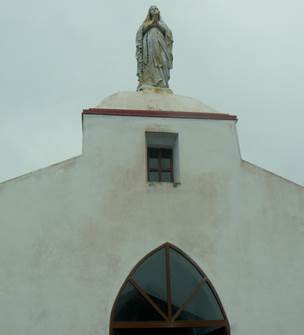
xmin=110 ymin=243 xmax=230 ymax=335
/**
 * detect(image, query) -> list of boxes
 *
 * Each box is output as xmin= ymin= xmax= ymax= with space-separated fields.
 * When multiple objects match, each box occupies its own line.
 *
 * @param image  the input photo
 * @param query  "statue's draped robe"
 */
xmin=136 ymin=21 xmax=173 ymax=90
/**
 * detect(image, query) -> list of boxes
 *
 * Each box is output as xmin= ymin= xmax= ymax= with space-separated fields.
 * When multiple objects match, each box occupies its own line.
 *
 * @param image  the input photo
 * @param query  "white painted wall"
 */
xmin=0 ymin=107 xmax=303 ymax=335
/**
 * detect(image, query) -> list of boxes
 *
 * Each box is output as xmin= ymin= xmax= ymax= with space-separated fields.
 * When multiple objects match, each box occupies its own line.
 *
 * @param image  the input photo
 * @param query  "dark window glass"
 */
xmin=147 ymin=147 xmax=173 ymax=182
xmin=161 ymin=158 xmax=171 ymax=169
xmin=148 ymin=148 xmax=159 ymax=158
xmin=161 ymin=148 xmax=172 ymax=158
xmin=111 ymin=245 xmax=228 ymax=334
xmin=113 ymin=282 xmax=163 ymax=321
xmin=177 ymin=282 xmax=224 ymax=321
xmin=149 ymin=172 xmax=159 ymax=182
xmin=191 ymin=327 xmax=225 ymax=335
xmin=149 ymin=158 xmax=159 ymax=169
xmin=170 ymin=248 xmax=204 ymax=313
xmin=161 ymin=172 xmax=172 ymax=182
xmin=132 ymin=249 xmax=167 ymax=314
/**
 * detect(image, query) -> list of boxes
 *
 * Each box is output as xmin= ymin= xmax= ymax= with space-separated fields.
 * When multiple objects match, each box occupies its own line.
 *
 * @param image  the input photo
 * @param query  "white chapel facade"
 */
xmin=0 ymin=89 xmax=303 ymax=335
xmin=1 ymin=5 xmax=304 ymax=335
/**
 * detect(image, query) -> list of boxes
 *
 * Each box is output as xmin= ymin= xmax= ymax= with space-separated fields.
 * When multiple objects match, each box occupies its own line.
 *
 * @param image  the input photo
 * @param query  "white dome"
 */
xmin=95 ymin=89 xmax=219 ymax=113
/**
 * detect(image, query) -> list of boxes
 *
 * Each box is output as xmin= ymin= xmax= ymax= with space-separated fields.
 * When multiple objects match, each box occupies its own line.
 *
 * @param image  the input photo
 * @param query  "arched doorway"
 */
xmin=110 ymin=243 xmax=230 ymax=335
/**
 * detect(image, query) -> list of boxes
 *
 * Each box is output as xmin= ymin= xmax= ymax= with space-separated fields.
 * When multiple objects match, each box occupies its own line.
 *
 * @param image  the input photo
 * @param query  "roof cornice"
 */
xmin=82 ymin=108 xmax=238 ymax=121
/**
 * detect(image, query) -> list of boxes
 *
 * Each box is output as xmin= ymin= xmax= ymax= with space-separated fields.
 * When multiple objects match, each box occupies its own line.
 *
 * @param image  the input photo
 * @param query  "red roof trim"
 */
xmin=82 ymin=108 xmax=238 ymax=121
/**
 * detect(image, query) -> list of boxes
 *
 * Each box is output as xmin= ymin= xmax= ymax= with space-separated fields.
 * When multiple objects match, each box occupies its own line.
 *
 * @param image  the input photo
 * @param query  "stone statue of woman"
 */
xmin=136 ymin=6 xmax=173 ymax=91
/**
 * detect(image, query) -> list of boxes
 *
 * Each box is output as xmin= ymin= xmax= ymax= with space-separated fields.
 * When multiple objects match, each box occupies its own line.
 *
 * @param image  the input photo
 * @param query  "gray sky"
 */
xmin=1 ymin=0 xmax=303 ymax=185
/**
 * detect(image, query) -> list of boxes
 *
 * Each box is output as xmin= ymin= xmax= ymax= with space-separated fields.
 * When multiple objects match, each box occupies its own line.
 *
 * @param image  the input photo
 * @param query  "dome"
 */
xmin=95 ymin=89 xmax=219 ymax=113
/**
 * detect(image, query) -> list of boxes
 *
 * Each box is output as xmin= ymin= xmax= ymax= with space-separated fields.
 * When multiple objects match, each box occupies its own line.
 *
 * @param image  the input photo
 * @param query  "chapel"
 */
xmin=0 ymin=6 xmax=303 ymax=335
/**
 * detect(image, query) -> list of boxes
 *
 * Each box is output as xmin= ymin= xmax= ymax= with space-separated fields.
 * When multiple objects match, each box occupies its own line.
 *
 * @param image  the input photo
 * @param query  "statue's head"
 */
xmin=148 ymin=5 xmax=160 ymax=21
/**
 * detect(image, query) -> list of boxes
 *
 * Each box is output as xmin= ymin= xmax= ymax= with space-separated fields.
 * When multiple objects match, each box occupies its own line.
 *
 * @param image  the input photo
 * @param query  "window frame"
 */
xmin=147 ymin=147 xmax=174 ymax=183
xmin=145 ymin=132 xmax=180 ymax=184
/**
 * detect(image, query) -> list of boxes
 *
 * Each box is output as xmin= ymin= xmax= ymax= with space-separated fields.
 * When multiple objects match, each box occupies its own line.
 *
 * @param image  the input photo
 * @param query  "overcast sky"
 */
xmin=1 ymin=0 xmax=303 ymax=185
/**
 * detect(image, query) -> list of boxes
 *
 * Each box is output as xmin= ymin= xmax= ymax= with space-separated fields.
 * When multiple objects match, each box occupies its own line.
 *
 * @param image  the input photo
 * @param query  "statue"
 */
xmin=136 ymin=6 xmax=173 ymax=91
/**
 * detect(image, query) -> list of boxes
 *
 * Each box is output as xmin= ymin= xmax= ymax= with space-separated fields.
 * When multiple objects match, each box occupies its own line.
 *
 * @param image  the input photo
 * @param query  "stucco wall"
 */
xmin=0 ymin=114 xmax=303 ymax=335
